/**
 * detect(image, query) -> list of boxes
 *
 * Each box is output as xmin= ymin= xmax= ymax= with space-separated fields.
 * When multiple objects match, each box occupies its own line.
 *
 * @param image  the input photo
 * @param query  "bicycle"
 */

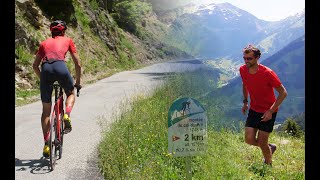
xmin=48 ymin=81 xmax=81 ymax=171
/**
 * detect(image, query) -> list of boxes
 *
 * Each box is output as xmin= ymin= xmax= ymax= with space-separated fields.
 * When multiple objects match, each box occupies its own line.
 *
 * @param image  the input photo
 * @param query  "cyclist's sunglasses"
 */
xmin=243 ymin=56 xmax=254 ymax=61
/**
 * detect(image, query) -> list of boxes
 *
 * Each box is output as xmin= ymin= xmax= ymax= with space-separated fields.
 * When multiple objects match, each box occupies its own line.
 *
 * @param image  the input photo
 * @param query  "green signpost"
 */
xmin=168 ymin=97 xmax=208 ymax=179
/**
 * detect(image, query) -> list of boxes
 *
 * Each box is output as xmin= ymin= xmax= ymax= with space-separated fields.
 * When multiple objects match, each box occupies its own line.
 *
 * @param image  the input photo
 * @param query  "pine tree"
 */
xmin=281 ymin=118 xmax=302 ymax=138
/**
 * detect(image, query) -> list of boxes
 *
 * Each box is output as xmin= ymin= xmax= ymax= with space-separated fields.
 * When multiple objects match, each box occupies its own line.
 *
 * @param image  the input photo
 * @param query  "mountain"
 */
xmin=260 ymin=35 xmax=305 ymax=120
xmin=161 ymin=3 xmax=268 ymax=58
xmin=206 ymin=35 xmax=305 ymax=124
xmin=157 ymin=2 xmax=305 ymax=61
xmin=256 ymin=9 xmax=305 ymax=60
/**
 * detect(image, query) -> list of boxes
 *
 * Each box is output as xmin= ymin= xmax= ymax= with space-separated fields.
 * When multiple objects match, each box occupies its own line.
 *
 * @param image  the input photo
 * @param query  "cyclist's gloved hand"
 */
xmin=74 ymin=84 xmax=82 ymax=97
xmin=74 ymin=84 xmax=82 ymax=90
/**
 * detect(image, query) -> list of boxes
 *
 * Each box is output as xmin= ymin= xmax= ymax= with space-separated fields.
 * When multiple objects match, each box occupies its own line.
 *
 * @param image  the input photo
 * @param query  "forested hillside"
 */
xmin=15 ymin=0 xmax=193 ymax=106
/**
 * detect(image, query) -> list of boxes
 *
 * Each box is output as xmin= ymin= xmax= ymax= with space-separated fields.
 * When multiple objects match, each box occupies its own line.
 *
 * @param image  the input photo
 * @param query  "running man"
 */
xmin=239 ymin=44 xmax=287 ymax=166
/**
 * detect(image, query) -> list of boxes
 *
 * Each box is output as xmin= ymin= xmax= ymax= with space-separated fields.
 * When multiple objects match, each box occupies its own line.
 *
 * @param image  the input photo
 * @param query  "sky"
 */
xmin=193 ymin=0 xmax=305 ymax=21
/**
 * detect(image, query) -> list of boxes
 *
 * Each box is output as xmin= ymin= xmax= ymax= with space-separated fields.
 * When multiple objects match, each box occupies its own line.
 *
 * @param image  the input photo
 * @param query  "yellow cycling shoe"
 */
xmin=43 ymin=144 xmax=50 ymax=158
xmin=63 ymin=114 xmax=72 ymax=134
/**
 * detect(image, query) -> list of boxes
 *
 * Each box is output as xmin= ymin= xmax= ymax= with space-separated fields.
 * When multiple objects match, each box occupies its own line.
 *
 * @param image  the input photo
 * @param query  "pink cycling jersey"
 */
xmin=36 ymin=36 xmax=77 ymax=61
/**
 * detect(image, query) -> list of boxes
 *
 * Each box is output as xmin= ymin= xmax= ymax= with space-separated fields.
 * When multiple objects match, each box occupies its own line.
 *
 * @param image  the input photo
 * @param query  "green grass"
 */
xmin=89 ymin=0 xmax=99 ymax=11
xmin=74 ymin=1 xmax=91 ymax=34
xmin=98 ymin=71 xmax=305 ymax=179
xmin=15 ymin=45 xmax=34 ymax=66
xmin=15 ymin=88 xmax=40 ymax=106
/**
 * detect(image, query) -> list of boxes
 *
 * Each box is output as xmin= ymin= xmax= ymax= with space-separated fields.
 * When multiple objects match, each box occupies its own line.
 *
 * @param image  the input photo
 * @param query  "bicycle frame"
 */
xmin=49 ymin=82 xmax=65 ymax=170
xmin=48 ymin=82 xmax=81 ymax=171
xmin=53 ymin=83 xmax=64 ymax=146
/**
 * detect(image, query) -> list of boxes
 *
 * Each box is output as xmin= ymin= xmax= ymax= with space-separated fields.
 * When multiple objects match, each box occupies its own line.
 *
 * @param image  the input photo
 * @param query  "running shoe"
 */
xmin=269 ymin=143 xmax=277 ymax=154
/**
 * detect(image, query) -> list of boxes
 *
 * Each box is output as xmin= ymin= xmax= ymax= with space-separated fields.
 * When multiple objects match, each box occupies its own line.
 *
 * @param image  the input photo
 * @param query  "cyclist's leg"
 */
xmin=65 ymin=92 xmax=75 ymax=116
xmin=41 ymin=103 xmax=52 ymax=141
xmin=62 ymin=96 xmax=74 ymax=134
xmin=41 ymin=102 xmax=51 ymax=157
xmin=40 ymin=62 xmax=54 ymax=157
xmin=54 ymin=61 xmax=75 ymax=133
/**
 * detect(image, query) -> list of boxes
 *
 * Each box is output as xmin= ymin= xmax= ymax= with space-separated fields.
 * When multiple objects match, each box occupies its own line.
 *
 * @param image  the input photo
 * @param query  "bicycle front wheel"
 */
xmin=49 ymin=112 xmax=58 ymax=171
xmin=58 ymin=110 xmax=64 ymax=159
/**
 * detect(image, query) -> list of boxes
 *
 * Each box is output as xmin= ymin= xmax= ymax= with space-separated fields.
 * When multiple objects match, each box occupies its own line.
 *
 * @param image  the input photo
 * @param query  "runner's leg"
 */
xmin=257 ymin=112 xmax=277 ymax=165
xmin=244 ymin=109 xmax=260 ymax=146
xmin=257 ymin=130 xmax=272 ymax=164
xmin=245 ymin=127 xmax=258 ymax=146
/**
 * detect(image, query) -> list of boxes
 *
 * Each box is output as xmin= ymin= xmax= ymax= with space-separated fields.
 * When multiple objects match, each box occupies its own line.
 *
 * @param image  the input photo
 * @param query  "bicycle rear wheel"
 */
xmin=49 ymin=113 xmax=58 ymax=171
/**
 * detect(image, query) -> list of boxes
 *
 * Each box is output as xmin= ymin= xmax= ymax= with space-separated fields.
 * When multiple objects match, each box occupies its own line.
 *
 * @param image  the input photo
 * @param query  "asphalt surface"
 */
xmin=15 ymin=59 xmax=208 ymax=179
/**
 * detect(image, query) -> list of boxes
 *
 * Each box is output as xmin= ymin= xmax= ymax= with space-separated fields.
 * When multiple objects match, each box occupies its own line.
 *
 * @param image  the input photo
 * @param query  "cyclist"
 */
xmin=32 ymin=20 xmax=82 ymax=158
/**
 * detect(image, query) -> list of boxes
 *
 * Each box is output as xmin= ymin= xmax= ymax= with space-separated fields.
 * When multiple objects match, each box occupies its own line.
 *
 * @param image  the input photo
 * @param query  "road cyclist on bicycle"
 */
xmin=32 ymin=20 xmax=82 ymax=158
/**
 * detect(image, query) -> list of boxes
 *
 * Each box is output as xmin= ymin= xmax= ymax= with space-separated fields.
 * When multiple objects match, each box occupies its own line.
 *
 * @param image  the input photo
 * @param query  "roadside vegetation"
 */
xmin=98 ymin=70 xmax=305 ymax=179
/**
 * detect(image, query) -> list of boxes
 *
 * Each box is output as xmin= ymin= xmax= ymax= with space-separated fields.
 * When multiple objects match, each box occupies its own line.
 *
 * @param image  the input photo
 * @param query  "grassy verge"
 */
xmin=98 ymin=71 xmax=304 ymax=179
xmin=15 ymin=88 xmax=40 ymax=107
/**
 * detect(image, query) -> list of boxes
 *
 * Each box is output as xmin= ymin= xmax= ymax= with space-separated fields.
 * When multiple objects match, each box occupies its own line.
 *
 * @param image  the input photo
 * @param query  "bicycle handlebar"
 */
xmin=74 ymin=85 xmax=82 ymax=97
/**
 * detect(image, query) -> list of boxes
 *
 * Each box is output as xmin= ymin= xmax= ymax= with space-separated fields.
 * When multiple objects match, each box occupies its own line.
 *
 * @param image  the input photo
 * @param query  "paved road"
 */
xmin=15 ymin=59 xmax=208 ymax=179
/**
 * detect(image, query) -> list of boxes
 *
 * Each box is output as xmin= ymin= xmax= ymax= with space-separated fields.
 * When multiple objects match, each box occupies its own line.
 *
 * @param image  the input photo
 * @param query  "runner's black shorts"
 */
xmin=245 ymin=109 xmax=277 ymax=133
xmin=40 ymin=60 xmax=74 ymax=103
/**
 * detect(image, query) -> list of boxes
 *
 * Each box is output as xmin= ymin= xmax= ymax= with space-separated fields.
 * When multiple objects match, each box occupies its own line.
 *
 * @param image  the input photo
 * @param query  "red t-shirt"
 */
xmin=36 ymin=36 xmax=77 ymax=61
xmin=239 ymin=64 xmax=282 ymax=113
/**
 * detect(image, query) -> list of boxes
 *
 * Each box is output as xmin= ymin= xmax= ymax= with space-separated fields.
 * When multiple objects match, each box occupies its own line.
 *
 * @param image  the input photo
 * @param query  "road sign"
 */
xmin=168 ymin=97 xmax=207 ymax=157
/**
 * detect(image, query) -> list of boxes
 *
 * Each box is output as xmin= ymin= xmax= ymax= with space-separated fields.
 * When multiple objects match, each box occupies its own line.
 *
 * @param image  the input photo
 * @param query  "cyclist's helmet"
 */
xmin=50 ymin=20 xmax=67 ymax=32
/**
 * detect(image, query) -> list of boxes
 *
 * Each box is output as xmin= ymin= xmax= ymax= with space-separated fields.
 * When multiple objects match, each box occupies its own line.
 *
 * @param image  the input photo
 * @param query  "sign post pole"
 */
xmin=186 ymin=156 xmax=192 ymax=180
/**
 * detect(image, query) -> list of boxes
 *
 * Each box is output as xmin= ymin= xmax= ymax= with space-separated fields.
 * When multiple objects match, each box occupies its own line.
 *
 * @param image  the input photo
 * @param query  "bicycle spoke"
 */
xmin=49 ymin=115 xmax=57 ymax=171
xmin=59 ymin=112 xmax=64 ymax=159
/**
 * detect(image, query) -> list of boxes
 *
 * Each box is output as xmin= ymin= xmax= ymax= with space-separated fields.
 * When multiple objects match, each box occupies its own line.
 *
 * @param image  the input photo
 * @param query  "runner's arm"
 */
xmin=242 ymin=82 xmax=249 ymax=102
xmin=261 ymin=84 xmax=287 ymax=121
xmin=269 ymin=84 xmax=288 ymax=113
xmin=32 ymin=54 xmax=42 ymax=79
xmin=242 ymin=82 xmax=249 ymax=114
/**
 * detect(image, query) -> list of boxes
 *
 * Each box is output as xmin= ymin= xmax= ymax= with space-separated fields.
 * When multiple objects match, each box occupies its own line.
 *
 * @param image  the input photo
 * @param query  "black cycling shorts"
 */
xmin=245 ymin=109 xmax=277 ymax=133
xmin=40 ymin=60 xmax=74 ymax=103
